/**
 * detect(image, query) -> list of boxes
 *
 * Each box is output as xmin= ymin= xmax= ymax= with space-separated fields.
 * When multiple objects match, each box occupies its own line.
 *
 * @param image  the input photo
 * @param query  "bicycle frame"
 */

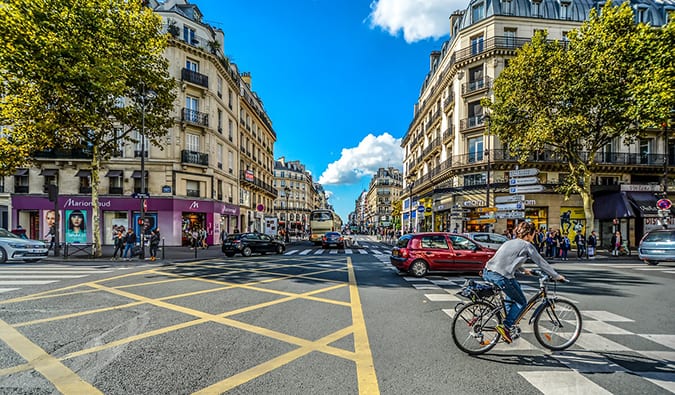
xmin=491 ymin=276 xmax=559 ymax=327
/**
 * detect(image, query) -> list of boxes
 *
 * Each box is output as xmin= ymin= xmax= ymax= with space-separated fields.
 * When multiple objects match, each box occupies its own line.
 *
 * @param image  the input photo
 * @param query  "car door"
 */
xmin=244 ymin=233 xmax=262 ymax=252
xmin=259 ymin=234 xmax=274 ymax=252
xmin=448 ymin=235 xmax=487 ymax=270
xmin=419 ymin=234 xmax=454 ymax=271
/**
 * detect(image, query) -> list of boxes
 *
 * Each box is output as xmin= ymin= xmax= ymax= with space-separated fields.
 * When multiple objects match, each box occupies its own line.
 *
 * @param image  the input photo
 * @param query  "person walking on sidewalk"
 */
xmin=610 ymin=231 xmax=622 ymax=256
xmin=561 ymin=234 xmax=571 ymax=261
xmin=123 ymin=229 xmax=137 ymax=260
xmin=587 ymin=230 xmax=597 ymax=258
xmin=149 ymin=228 xmax=160 ymax=261
xmin=111 ymin=226 xmax=126 ymax=260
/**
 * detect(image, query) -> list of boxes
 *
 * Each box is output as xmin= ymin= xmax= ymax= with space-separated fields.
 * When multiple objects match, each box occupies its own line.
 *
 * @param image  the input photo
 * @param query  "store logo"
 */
xmin=189 ymin=201 xmax=199 ymax=210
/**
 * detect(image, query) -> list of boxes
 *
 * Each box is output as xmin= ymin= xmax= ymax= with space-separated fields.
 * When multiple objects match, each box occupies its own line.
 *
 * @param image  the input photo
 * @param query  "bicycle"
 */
xmin=451 ymin=270 xmax=582 ymax=355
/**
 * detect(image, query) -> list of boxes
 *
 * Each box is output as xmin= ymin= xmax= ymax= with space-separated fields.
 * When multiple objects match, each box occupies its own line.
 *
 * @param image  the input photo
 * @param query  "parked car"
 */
xmin=222 ymin=233 xmax=285 ymax=257
xmin=390 ymin=232 xmax=496 ymax=277
xmin=322 ymin=232 xmax=345 ymax=249
xmin=0 ymin=228 xmax=49 ymax=263
xmin=464 ymin=232 xmax=509 ymax=250
xmin=638 ymin=229 xmax=675 ymax=265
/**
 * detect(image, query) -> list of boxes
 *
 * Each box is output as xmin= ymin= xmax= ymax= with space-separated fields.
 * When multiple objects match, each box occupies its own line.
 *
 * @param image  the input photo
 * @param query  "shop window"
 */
xmin=186 ymin=180 xmax=200 ymax=197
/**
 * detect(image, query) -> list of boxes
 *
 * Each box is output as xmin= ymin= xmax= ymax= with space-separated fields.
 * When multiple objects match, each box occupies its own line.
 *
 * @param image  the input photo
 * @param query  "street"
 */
xmin=0 ymin=236 xmax=673 ymax=394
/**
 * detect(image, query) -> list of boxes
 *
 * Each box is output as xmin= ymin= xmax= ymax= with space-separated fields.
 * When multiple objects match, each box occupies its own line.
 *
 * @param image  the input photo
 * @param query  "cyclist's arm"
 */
xmin=526 ymin=243 xmax=563 ymax=279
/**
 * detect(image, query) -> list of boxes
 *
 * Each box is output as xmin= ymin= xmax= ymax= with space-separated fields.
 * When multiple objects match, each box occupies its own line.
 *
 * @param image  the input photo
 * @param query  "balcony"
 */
xmin=459 ymin=116 xmax=485 ymax=132
xmin=181 ymin=150 xmax=209 ymax=166
xmin=32 ymin=148 xmax=93 ymax=160
xmin=462 ymin=76 xmax=492 ymax=96
xmin=181 ymin=68 xmax=209 ymax=89
xmin=181 ymin=108 xmax=209 ymax=127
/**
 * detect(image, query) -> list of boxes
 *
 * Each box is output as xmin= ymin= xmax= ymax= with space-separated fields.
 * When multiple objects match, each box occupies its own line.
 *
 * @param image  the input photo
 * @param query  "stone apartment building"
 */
xmin=273 ymin=157 xmax=324 ymax=236
xmin=364 ymin=167 xmax=403 ymax=234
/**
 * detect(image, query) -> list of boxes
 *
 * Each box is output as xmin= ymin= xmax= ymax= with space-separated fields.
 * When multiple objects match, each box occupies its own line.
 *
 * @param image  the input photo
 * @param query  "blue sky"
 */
xmin=194 ymin=0 xmax=465 ymax=221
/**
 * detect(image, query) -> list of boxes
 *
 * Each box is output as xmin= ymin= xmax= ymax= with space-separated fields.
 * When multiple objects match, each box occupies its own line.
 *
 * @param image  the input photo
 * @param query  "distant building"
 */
xmin=273 ymin=157 xmax=322 ymax=235
xmin=364 ymin=167 xmax=402 ymax=233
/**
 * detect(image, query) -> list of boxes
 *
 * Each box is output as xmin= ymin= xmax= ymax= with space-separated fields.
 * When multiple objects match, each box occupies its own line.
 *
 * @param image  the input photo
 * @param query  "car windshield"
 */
xmin=0 ymin=228 xmax=20 ymax=239
xmin=489 ymin=234 xmax=509 ymax=243
xmin=642 ymin=231 xmax=675 ymax=242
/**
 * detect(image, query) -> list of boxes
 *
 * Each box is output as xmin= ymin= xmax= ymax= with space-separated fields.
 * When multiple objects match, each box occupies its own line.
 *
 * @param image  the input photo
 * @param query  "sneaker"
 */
xmin=510 ymin=326 xmax=521 ymax=340
xmin=495 ymin=324 xmax=513 ymax=344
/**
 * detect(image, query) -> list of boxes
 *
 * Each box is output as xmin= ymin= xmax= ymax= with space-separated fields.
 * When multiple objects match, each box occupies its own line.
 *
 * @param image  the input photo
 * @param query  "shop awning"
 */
xmin=593 ymin=192 xmax=635 ymax=220
xmin=105 ymin=170 xmax=123 ymax=177
xmin=131 ymin=170 xmax=147 ymax=178
xmin=626 ymin=192 xmax=660 ymax=215
xmin=75 ymin=169 xmax=91 ymax=178
xmin=14 ymin=168 xmax=28 ymax=176
xmin=40 ymin=169 xmax=58 ymax=176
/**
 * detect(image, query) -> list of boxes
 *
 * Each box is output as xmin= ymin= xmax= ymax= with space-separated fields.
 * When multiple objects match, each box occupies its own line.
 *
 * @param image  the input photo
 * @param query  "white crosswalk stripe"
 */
xmin=0 ymin=266 xmax=113 ymax=295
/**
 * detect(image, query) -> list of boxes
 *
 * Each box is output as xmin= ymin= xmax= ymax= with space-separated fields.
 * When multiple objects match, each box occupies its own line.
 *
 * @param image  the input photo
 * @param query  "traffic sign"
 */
xmin=495 ymin=195 xmax=525 ymax=203
xmin=510 ymin=185 xmax=545 ymax=194
xmin=657 ymin=198 xmax=672 ymax=210
xmin=496 ymin=202 xmax=526 ymax=211
xmin=132 ymin=192 xmax=149 ymax=199
xmin=417 ymin=205 xmax=425 ymax=213
xmin=475 ymin=207 xmax=497 ymax=213
xmin=509 ymin=168 xmax=539 ymax=177
xmin=495 ymin=211 xmax=525 ymax=219
xmin=509 ymin=176 xmax=539 ymax=186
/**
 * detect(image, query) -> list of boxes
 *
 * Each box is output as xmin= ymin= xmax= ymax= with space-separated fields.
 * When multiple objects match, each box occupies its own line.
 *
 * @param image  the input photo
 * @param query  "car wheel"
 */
xmin=409 ymin=260 xmax=428 ymax=277
xmin=225 ymin=252 xmax=235 ymax=257
xmin=276 ymin=245 xmax=284 ymax=254
xmin=646 ymin=260 xmax=659 ymax=266
xmin=0 ymin=247 xmax=7 ymax=263
xmin=242 ymin=246 xmax=252 ymax=257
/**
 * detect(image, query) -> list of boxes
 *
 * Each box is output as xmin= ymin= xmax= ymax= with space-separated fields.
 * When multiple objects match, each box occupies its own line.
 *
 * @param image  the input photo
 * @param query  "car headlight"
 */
xmin=8 ymin=243 xmax=27 ymax=248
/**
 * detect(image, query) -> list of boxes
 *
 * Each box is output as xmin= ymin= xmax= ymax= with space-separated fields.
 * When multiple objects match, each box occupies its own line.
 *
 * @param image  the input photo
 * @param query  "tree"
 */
xmin=484 ymin=2 xmax=648 ymax=232
xmin=391 ymin=199 xmax=402 ymax=230
xmin=0 ymin=0 xmax=177 ymax=256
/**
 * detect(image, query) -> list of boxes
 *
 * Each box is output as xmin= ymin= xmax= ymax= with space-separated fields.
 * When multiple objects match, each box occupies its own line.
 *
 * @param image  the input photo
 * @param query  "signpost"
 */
xmin=509 ymin=185 xmax=545 ymax=194
xmin=495 ymin=195 xmax=525 ymax=203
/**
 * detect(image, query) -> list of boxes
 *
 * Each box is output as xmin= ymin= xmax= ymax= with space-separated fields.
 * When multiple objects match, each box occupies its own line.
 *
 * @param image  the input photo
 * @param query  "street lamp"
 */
xmin=284 ymin=186 xmax=291 ymax=242
xmin=482 ymin=113 xmax=491 ymax=209
xmin=139 ymin=83 xmax=156 ymax=259
xmin=407 ymin=171 xmax=416 ymax=233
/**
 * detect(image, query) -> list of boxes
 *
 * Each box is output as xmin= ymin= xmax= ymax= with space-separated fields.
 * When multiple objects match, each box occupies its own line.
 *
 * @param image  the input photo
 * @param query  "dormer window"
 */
xmin=635 ymin=5 xmax=649 ymax=23
xmin=472 ymin=2 xmax=485 ymax=23
xmin=559 ymin=0 xmax=572 ymax=19
xmin=501 ymin=0 xmax=513 ymax=15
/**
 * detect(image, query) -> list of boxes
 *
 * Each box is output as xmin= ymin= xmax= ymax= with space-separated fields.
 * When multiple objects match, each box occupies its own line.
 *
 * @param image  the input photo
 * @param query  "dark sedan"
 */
xmin=322 ymin=232 xmax=345 ymax=249
xmin=222 ymin=233 xmax=285 ymax=257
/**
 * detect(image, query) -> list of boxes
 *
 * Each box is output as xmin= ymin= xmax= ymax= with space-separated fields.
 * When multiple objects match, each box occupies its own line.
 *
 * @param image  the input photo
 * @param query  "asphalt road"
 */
xmin=0 ymin=236 xmax=673 ymax=394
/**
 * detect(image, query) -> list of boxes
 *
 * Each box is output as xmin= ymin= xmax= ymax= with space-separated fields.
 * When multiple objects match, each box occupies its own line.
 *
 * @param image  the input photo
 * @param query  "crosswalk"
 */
xmin=0 ymin=265 xmax=115 ymax=294
xmin=284 ymin=246 xmax=390 ymax=256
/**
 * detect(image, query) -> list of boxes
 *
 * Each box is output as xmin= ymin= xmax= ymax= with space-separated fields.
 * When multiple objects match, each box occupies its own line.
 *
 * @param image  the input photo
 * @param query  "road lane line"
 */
xmin=0 ymin=275 xmax=87 ymax=279
xmin=0 ymin=318 xmax=102 ymax=394
xmin=0 ymin=288 xmax=20 ymax=293
xmin=519 ymin=371 xmax=612 ymax=394
xmin=0 ymin=280 xmax=59 ymax=285
xmin=582 ymin=310 xmax=634 ymax=322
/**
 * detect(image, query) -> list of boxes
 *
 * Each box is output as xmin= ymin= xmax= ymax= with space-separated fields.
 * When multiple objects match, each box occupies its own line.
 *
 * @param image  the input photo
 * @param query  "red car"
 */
xmin=390 ymin=232 xmax=496 ymax=277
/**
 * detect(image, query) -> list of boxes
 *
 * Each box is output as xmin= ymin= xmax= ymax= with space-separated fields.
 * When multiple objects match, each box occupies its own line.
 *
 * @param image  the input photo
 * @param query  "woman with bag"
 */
xmin=149 ymin=228 xmax=160 ymax=261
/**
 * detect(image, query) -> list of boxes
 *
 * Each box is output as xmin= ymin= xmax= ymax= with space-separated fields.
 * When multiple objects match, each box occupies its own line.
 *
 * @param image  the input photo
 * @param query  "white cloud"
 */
xmin=318 ymin=133 xmax=403 ymax=185
xmin=368 ymin=0 xmax=462 ymax=43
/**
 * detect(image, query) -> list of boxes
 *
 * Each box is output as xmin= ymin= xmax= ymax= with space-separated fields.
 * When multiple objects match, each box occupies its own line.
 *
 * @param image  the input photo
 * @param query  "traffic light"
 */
xmin=138 ymin=218 xmax=144 ymax=225
xmin=47 ymin=184 xmax=58 ymax=202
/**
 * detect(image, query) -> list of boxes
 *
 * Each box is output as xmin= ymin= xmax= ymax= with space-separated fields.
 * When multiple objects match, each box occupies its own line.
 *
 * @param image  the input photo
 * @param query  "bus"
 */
xmin=309 ymin=209 xmax=342 ymax=244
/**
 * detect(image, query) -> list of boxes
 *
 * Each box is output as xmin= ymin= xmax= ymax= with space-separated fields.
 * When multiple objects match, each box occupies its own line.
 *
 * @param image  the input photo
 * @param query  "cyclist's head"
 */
xmin=514 ymin=222 xmax=536 ymax=239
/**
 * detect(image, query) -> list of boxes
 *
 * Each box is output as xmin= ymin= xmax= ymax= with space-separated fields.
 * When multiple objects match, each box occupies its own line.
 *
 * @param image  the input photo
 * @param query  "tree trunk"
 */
xmin=91 ymin=146 xmax=102 ymax=257
xmin=580 ymin=172 xmax=595 ymax=237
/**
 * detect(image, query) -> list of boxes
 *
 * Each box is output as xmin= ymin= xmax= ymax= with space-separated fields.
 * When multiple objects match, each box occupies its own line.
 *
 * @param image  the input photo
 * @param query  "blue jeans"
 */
xmin=483 ymin=270 xmax=527 ymax=328
xmin=123 ymin=243 xmax=134 ymax=258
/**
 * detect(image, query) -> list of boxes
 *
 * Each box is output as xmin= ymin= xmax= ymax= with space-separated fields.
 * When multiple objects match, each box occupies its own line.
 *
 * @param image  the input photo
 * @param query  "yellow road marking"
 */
xmin=0 ymin=318 xmax=102 ymax=394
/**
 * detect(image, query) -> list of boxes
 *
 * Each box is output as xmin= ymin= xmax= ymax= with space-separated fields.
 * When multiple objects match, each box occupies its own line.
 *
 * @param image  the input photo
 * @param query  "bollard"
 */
xmin=194 ymin=242 xmax=198 ymax=259
xmin=161 ymin=238 xmax=165 ymax=260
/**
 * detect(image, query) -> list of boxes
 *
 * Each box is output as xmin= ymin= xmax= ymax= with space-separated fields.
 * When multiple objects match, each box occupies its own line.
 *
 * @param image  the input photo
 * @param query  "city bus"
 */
xmin=309 ymin=209 xmax=342 ymax=244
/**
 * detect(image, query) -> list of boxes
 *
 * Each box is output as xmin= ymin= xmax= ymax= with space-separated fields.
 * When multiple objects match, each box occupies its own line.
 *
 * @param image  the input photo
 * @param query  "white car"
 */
xmin=463 ymin=232 xmax=510 ymax=250
xmin=0 ymin=228 xmax=49 ymax=263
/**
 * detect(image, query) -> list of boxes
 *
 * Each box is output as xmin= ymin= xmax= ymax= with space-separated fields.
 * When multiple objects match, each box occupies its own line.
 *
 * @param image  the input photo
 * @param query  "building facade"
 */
xmin=3 ymin=0 xmax=277 ymax=246
xmin=402 ymin=0 xmax=674 ymax=247
xmin=364 ymin=167 xmax=403 ymax=234
xmin=273 ymin=157 xmax=321 ymax=236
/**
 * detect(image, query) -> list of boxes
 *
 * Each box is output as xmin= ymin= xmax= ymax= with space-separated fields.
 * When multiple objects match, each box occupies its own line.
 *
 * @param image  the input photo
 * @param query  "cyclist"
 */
xmin=482 ymin=222 xmax=566 ymax=343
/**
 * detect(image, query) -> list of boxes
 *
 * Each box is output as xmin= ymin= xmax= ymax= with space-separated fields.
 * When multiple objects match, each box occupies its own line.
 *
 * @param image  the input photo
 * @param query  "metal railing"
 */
xmin=181 ymin=108 xmax=209 ymax=127
xmin=181 ymin=150 xmax=209 ymax=166
xmin=181 ymin=68 xmax=209 ymax=89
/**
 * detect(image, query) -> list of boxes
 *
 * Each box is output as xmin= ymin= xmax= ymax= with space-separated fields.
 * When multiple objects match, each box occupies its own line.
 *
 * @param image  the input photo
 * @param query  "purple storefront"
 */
xmin=11 ymin=195 xmax=239 ymax=246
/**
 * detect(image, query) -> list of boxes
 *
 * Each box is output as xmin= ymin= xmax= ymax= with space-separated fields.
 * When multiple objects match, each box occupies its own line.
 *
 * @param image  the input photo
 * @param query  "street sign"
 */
xmin=496 ymin=202 xmax=526 ymax=211
xmin=657 ymin=198 xmax=672 ymax=210
xmin=475 ymin=207 xmax=497 ymax=213
xmin=495 ymin=211 xmax=526 ymax=219
xmin=495 ymin=195 xmax=525 ymax=203
xmin=509 ymin=176 xmax=539 ymax=186
xmin=132 ymin=193 xmax=149 ymax=199
xmin=510 ymin=185 xmax=545 ymax=194
xmin=417 ymin=205 xmax=425 ymax=213
xmin=509 ymin=168 xmax=539 ymax=177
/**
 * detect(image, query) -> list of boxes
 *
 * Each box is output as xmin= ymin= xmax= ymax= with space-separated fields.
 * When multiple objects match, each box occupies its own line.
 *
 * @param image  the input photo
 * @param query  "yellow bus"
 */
xmin=309 ymin=209 xmax=342 ymax=244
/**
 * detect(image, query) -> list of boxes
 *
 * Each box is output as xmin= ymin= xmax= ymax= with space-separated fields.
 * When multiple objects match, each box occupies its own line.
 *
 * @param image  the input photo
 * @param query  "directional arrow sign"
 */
xmin=496 ymin=202 xmax=526 ymax=211
xmin=495 ymin=195 xmax=525 ymax=203
xmin=496 ymin=211 xmax=526 ymax=219
xmin=509 ymin=168 xmax=540 ymax=177
xmin=510 ymin=185 xmax=545 ymax=194
xmin=509 ymin=176 xmax=539 ymax=186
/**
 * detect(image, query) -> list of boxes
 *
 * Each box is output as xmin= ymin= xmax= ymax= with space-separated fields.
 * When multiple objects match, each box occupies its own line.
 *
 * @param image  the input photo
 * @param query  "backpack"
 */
xmin=563 ymin=237 xmax=571 ymax=249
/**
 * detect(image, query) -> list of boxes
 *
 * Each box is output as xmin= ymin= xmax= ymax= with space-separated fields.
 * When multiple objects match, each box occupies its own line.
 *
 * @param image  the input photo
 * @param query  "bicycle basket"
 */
xmin=457 ymin=280 xmax=498 ymax=301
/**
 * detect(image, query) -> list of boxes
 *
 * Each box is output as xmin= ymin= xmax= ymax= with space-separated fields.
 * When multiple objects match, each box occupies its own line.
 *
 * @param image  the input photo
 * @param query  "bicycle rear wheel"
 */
xmin=451 ymin=301 xmax=501 ymax=355
xmin=533 ymin=298 xmax=582 ymax=351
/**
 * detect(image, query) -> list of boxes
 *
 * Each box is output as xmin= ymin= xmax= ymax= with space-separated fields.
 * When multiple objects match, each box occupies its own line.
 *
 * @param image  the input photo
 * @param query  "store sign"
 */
xmin=463 ymin=200 xmax=485 ymax=207
xmin=620 ymin=184 xmax=662 ymax=192
xmin=245 ymin=170 xmax=254 ymax=181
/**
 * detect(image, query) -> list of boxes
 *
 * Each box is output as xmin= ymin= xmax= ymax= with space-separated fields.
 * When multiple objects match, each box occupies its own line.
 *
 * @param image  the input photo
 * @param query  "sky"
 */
xmin=194 ymin=0 xmax=468 ymax=222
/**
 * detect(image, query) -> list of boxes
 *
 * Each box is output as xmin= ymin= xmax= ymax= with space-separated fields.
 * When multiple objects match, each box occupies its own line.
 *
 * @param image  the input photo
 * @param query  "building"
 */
xmin=273 ymin=157 xmax=320 ymax=236
xmin=364 ymin=167 xmax=403 ymax=234
xmin=3 ymin=0 xmax=277 ymax=246
xmin=402 ymin=0 xmax=674 ymax=247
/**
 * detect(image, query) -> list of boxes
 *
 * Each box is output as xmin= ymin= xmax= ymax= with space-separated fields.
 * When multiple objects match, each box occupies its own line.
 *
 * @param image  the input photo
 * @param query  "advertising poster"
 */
xmin=561 ymin=207 xmax=586 ymax=246
xmin=65 ymin=209 xmax=87 ymax=243
xmin=133 ymin=212 xmax=157 ymax=239
xmin=42 ymin=209 xmax=61 ymax=241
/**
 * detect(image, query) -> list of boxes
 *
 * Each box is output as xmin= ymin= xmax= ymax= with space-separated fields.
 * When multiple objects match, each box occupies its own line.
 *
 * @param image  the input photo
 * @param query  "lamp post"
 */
xmin=407 ymin=171 xmax=416 ymax=233
xmin=139 ymin=83 xmax=156 ymax=259
xmin=482 ymin=113 xmax=492 ymax=232
xmin=284 ymin=186 xmax=291 ymax=242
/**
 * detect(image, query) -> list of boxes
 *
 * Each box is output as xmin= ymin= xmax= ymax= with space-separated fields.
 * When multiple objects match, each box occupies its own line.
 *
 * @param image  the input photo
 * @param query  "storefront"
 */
xmin=11 ymin=195 xmax=239 ymax=246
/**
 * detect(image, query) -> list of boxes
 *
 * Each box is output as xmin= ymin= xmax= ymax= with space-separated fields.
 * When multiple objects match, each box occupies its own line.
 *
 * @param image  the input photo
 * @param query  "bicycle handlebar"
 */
xmin=530 ymin=269 xmax=569 ymax=283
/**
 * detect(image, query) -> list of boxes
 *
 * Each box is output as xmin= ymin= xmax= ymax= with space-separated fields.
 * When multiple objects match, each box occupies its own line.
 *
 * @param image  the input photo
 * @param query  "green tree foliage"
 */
xmin=485 ymin=2 xmax=660 ymax=231
xmin=0 ymin=0 xmax=176 ymax=255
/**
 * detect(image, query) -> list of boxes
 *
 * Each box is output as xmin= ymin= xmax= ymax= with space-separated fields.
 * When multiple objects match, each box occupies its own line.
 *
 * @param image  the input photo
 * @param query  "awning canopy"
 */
xmin=14 ymin=168 xmax=28 ymax=176
xmin=105 ymin=170 xmax=123 ymax=177
xmin=131 ymin=170 xmax=148 ymax=178
xmin=75 ymin=169 xmax=91 ymax=178
xmin=626 ymin=192 xmax=661 ymax=215
xmin=593 ymin=192 xmax=635 ymax=220
xmin=40 ymin=169 xmax=58 ymax=176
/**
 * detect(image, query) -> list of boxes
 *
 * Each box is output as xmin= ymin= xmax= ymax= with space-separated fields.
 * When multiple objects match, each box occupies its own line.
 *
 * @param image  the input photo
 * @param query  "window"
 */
xmin=468 ymin=101 xmax=483 ymax=127
xmin=186 ymin=58 xmax=199 ymax=73
xmin=183 ymin=26 xmax=197 ymax=45
xmin=113 ymin=127 xmax=124 ymax=157
xmin=468 ymin=137 xmax=484 ymax=162
xmin=14 ymin=169 xmax=29 ymax=193
xmin=464 ymin=173 xmax=486 ymax=186
xmin=217 ymin=143 xmax=223 ymax=169
xmin=217 ymin=109 xmax=223 ymax=133
xmin=186 ymin=133 xmax=200 ymax=152
xmin=501 ymin=0 xmax=513 ymax=15
xmin=186 ymin=96 xmax=199 ymax=112
xmin=472 ymin=2 xmax=485 ymax=22
xmin=228 ymin=150 xmax=234 ymax=173
xmin=471 ymin=35 xmax=484 ymax=55
xmin=421 ymin=235 xmax=449 ymax=249
xmin=468 ymin=65 xmax=484 ymax=90
xmin=560 ymin=3 xmax=570 ymax=19
xmin=217 ymin=179 xmax=223 ymax=200
xmin=639 ymin=138 xmax=652 ymax=164
xmin=449 ymin=235 xmax=476 ymax=251
xmin=228 ymin=119 xmax=234 ymax=141
xmin=217 ymin=77 xmax=222 ymax=98
xmin=228 ymin=89 xmax=233 ymax=109
xmin=504 ymin=28 xmax=516 ymax=47
xmin=186 ymin=180 xmax=200 ymax=197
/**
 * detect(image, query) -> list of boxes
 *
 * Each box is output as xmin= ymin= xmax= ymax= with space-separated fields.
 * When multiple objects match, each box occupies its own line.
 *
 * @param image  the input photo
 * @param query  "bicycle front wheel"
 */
xmin=533 ymin=298 xmax=582 ymax=351
xmin=451 ymin=301 xmax=501 ymax=355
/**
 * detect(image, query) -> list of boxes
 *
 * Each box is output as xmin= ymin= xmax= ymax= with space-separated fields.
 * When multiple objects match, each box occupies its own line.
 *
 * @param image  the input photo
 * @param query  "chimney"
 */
xmin=241 ymin=71 xmax=251 ymax=87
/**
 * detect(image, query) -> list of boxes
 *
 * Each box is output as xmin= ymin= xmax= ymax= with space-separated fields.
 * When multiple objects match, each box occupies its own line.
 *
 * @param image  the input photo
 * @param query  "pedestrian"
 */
xmin=190 ymin=228 xmax=199 ymax=249
xmin=587 ymin=230 xmax=597 ymax=258
xmin=149 ymin=228 xmax=160 ymax=261
xmin=610 ymin=231 xmax=622 ymax=256
xmin=123 ymin=229 xmax=137 ymax=260
xmin=200 ymin=228 xmax=208 ymax=249
xmin=44 ymin=222 xmax=56 ymax=251
xmin=111 ymin=226 xmax=125 ymax=260
xmin=561 ymin=234 xmax=571 ymax=261
xmin=574 ymin=231 xmax=586 ymax=258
